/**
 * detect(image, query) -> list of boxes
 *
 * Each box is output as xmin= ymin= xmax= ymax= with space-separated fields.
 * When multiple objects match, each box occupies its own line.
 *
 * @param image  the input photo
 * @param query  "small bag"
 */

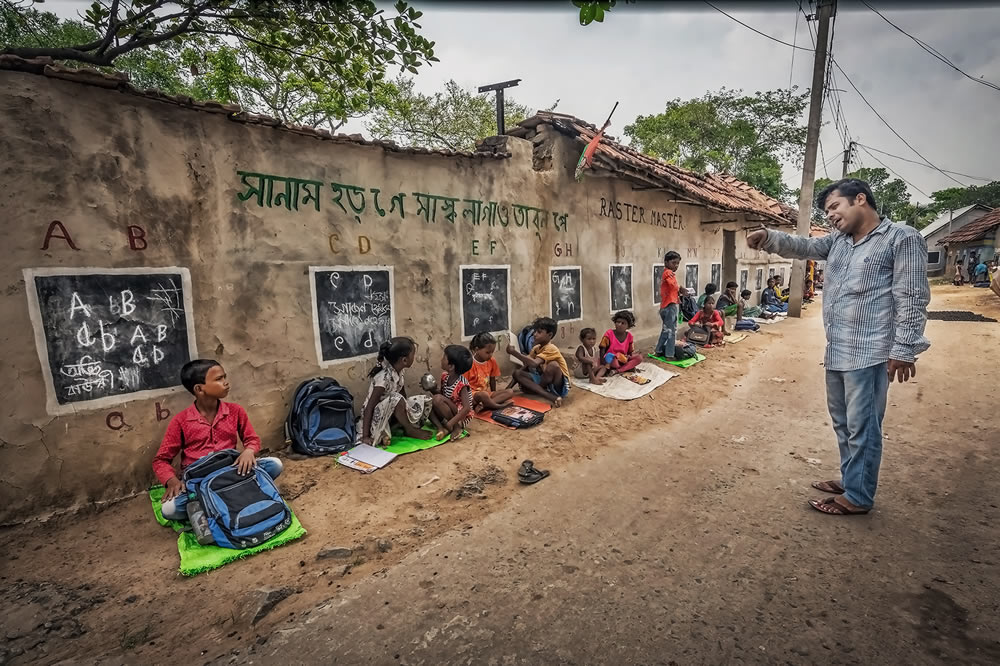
xmin=734 ymin=319 xmax=760 ymax=332
xmin=686 ymin=325 xmax=712 ymax=346
xmin=674 ymin=342 xmax=698 ymax=361
xmin=491 ymin=405 xmax=545 ymax=428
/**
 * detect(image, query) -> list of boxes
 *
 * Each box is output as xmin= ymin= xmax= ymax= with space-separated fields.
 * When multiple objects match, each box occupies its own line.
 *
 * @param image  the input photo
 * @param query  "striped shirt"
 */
xmin=760 ymin=218 xmax=930 ymax=372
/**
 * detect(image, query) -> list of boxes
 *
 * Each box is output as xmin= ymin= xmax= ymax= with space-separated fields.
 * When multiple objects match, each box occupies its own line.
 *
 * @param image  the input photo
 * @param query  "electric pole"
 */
xmin=477 ymin=79 xmax=521 ymax=136
xmin=788 ymin=0 xmax=836 ymax=319
xmin=842 ymin=140 xmax=854 ymax=178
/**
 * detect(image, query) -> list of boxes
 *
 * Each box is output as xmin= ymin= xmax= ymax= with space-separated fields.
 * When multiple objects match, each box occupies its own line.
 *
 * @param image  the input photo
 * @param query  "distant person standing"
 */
xmin=654 ymin=251 xmax=682 ymax=360
xmin=747 ymin=178 xmax=930 ymax=516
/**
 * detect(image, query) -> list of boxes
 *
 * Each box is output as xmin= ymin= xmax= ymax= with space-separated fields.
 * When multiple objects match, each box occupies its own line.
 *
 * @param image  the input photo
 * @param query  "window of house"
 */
xmin=927 ymin=251 xmax=941 ymax=264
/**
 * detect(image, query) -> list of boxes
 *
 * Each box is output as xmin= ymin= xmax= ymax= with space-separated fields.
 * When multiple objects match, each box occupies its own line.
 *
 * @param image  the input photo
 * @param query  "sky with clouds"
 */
xmin=43 ymin=0 xmax=1000 ymax=203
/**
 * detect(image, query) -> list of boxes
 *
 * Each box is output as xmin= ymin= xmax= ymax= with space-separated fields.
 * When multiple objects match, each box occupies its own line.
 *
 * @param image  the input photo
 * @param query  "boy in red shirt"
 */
xmin=154 ymin=359 xmax=282 ymax=520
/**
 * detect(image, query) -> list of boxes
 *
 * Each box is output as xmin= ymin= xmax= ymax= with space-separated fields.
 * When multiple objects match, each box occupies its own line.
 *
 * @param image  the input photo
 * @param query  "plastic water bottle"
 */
xmin=185 ymin=493 xmax=215 ymax=545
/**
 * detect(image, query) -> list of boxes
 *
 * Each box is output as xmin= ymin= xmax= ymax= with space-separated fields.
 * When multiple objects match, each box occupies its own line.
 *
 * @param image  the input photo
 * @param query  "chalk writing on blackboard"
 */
xmin=609 ymin=264 xmax=633 ymax=313
xmin=652 ymin=264 xmax=665 ymax=305
xmin=549 ymin=266 xmax=582 ymax=323
xmin=459 ymin=265 xmax=511 ymax=340
xmin=310 ymin=266 xmax=395 ymax=365
xmin=23 ymin=267 xmax=197 ymax=415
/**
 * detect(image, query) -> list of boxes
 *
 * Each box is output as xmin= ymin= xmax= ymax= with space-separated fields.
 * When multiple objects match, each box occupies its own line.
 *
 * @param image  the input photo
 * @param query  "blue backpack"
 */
xmin=517 ymin=325 xmax=535 ymax=354
xmin=285 ymin=377 xmax=356 ymax=456
xmin=182 ymin=449 xmax=291 ymax=549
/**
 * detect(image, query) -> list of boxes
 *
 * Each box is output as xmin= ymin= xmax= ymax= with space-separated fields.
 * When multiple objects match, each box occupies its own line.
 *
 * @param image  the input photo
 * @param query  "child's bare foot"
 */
xmin=435 ymin=429 xmax=448 ymax=440
xmin=449 ymin=427 xmax=464 ymax=440
xmin=498 ymin=400 xmax=514 ymax=409
xmin=409 ymin=429 xmax=432 ymax=441
xmin=553 ymin=397 xmax=563 ymax=408
xmin=592 ymin=376 xmax=606 ymax=385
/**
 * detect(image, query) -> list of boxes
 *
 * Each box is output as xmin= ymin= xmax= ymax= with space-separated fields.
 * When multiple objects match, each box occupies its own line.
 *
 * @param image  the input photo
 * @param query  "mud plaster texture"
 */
xmin=0 ymin=70 xmax=791 ymax=521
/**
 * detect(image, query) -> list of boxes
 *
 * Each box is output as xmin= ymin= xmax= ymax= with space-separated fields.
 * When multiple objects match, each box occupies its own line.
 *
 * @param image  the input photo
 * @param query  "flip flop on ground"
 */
xmin=518 ymin=460 xmax=550 ymax=484
xmin=808 ymin=496 xmax=869 ymax=516
xmin=811 ymin=480 xmax=845 ymax=494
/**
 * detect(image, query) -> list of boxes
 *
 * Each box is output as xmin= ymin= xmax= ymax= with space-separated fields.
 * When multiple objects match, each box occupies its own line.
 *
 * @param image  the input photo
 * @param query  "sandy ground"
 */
xmin=2 ymin=285 xmax=998 ymax=665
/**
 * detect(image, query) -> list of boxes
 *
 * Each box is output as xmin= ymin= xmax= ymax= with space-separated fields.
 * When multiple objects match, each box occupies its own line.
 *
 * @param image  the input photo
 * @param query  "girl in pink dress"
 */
xmin=599 ymin=310 xmax=643 ymax=375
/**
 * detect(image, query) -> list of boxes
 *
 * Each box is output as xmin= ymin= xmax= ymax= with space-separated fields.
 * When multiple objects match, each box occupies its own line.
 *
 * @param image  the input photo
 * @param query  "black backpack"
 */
xmin=674 ymin=342 xmax=698 ymax=361
xmin=285 ymin=378 xmax=356 ymax=456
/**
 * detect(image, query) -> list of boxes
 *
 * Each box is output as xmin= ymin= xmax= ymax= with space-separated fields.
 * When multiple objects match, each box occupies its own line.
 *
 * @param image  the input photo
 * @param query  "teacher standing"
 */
xmin=747 ymin=179 xmax=930 ymax=516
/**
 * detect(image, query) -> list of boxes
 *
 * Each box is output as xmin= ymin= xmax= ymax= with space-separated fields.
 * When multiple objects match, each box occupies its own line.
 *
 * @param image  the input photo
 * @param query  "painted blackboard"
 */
xmin=685 ymin=265 xmax=699 ymax=294
xmin=310 ymin=266 xmax=395 ymax=365
xmin=740 ymin=269 xmax=749 ymax=292
xmin=652 ymin=264 xmax=665 ymax=305
xmin=459 ymin=265 xmax=510 ymax=339
xmin=550 ymin=266 xmax=582 ymax=323
xmin=711 ymin=263 xmax=722 ymax=289
xmin=24 ymin=267 xmax=197 ymax=414
xmin=609 ymin=264 xmax=633 ymax=312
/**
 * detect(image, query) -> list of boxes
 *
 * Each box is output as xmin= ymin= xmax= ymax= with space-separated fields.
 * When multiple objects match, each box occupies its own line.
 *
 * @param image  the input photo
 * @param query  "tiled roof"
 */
xmin=936 ymin=208 xmax=1000 ymax=244
xmin=0 ymin=55 xmax=511 ymax=160
xmin=509 ymin=112 xmax=797 ymax=226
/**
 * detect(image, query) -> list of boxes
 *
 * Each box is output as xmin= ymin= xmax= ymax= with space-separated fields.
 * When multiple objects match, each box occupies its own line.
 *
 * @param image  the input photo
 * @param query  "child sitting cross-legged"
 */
xmin=600 ymin=310 xmax=643 ymax=375
xmin=154 ymin=359 xmax=283 ymax=521
xmin=574 ymin=327 xmax=606 ymax=385
xmin=506 ymin=317 xmax=570 ymax=407
xmin=686 ymin=296 xmax=727 ymax=345
xmin=358 ymin=337 xmax=433 ymax=446
xmin=430 ymin=344 xmax=475 ymax=440
xmin=464 ymin=332 xmax=514 ymax=412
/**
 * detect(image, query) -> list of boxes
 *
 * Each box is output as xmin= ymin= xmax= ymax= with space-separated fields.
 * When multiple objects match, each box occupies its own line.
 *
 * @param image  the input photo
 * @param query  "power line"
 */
xmin=788 ymin=1 xmax=802 ymax=90
xmin=857 ymin=144 xmax=930 ymax=198
xmin=855 ymin=143 xmax=993 ymax=182
xmin=860 ymin=0 xmax=1000 ymax=93
xmin=704 ymin=1 xmax=813 ymax=51
xmin=831 ymin=58 xmax=967 ymax=187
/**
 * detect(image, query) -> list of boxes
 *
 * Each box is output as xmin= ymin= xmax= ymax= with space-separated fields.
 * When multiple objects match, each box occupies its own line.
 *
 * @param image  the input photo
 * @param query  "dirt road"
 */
xmin=2 ymin=286 xmax=999 ymax=664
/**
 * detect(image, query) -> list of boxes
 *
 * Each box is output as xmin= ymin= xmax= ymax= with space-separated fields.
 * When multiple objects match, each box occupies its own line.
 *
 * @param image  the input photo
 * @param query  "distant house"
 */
xmin=918 ymin=204 xmax=992 ymax=276
xmin=936 ymin=207 xmax=1000 ymax=279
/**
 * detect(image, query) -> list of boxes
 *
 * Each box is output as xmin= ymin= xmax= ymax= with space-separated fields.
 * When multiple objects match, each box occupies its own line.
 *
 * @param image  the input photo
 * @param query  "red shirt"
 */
xmin=660 ymin=268 xmax=679 ymax=309
xmin=689 ymin=310 xmax=724 ymax=329
xmin=151 ymin=401 xmax=261 ymax=484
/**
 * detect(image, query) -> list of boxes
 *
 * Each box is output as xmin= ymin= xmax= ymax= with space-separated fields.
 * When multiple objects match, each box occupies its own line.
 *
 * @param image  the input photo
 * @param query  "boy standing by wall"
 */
xmin=654 ymin=251 xmax=682 ymax=359
xmin=153 ymin=359 xmax=282 ymax=520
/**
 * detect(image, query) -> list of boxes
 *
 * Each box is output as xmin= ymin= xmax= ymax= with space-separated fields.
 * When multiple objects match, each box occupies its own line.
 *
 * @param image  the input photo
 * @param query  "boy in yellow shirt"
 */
xmin=507 ymin=317 xmax=570 ymax=407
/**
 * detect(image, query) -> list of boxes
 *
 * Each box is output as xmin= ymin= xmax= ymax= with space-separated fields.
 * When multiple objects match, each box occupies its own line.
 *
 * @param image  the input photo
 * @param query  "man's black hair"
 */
xmin=664 ymin=250 xmax=681 ymax=263
xmin=704 ymin=283 xmax=718 ymax=295
xmin=181 ymin=359 xmax=221 ymax=395
xmin=816 ymin=178 xmax=878 ymax=212
xmin=444 ymin=344 xmax=474 ymax=375
xmin=726 ymin=281 xmax=738 ymax=289
xmin=532 ymin=316 xmax=557 ymax=336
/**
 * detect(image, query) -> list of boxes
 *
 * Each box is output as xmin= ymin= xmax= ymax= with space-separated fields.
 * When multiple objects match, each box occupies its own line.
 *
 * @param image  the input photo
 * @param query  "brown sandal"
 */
xmin=811 ymin=480 xmax=845 ymax=494
xmin=808 ymin=496 xmax=869 ymax=516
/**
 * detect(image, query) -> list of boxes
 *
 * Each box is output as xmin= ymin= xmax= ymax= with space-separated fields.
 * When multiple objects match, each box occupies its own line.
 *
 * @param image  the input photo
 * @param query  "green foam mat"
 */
xmin=647 ymin=352 xmax=706 ymax=368
xmin=149 ymin=485 xmax=306 ymax=577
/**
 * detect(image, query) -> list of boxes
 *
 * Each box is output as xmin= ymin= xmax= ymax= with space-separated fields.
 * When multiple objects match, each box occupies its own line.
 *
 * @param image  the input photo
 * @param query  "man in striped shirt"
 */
xmin=747 ymin=178 xmax=930 ymax=516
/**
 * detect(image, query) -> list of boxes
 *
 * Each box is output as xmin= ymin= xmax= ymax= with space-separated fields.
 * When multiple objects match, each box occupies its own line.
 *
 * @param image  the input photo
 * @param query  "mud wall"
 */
xmin=0 ymin=70 xmax=790 ymax=521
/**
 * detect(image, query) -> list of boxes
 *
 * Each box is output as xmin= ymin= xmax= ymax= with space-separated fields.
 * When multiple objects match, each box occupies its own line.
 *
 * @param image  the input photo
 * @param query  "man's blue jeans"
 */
xmin=655 ymin=303 xmax=679 ymax=357
xmin=825 ymin=363 xmax=889 ymax=509
xmin=161 ymin=457 xmax=283 ymax=520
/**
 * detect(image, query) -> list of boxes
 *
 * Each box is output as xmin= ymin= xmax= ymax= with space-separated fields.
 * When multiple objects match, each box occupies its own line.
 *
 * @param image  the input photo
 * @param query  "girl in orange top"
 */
xmin=465 ymin=332 xmax=515 ymax=412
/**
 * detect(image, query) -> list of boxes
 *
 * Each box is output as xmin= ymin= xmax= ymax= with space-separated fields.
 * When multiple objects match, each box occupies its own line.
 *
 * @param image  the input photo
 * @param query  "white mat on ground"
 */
xmin=570 ymin=362 xmax=677 ymax=401
xmin=752 ymin=316 xmax=786 ymax=324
